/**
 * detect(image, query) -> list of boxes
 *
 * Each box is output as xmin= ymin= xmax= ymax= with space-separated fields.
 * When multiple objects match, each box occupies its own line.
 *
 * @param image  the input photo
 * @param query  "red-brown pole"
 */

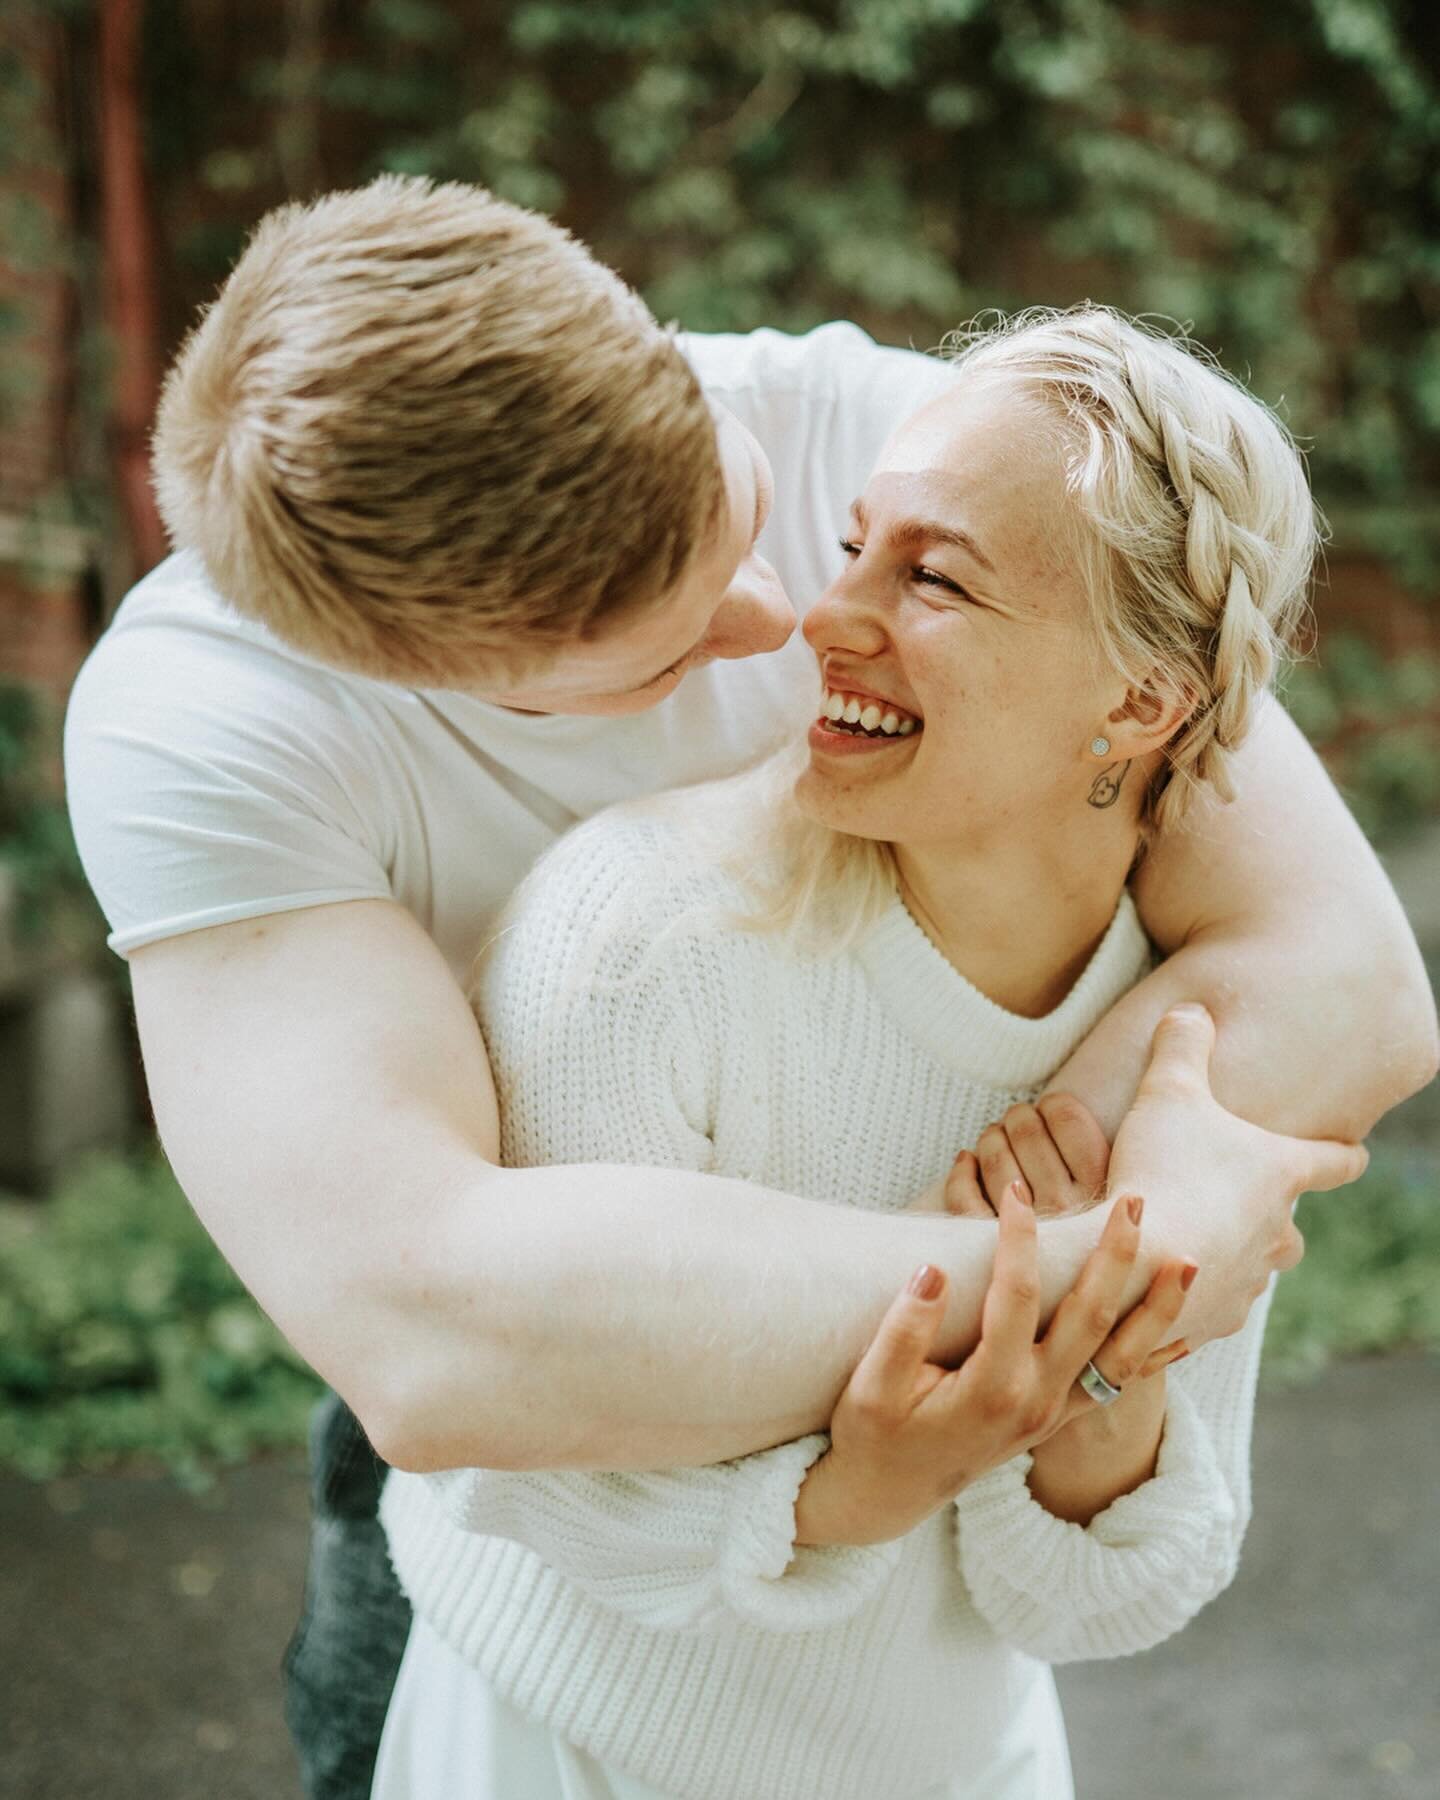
xmin=97 ymin=0 xmax=167 ymax=575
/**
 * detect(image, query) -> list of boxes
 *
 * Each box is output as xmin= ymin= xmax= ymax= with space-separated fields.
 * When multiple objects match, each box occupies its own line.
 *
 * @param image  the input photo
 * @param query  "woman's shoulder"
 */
xmin=523 ymin=788 xmax=752 ymax=923
xmin=477 ymin=786 xmax=768 ymax=1004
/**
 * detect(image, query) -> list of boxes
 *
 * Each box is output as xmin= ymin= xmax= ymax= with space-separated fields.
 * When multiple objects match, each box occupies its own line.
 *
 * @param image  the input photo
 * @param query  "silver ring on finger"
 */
xmin=1077 ymin=1359 xmax=1123 ymax=1406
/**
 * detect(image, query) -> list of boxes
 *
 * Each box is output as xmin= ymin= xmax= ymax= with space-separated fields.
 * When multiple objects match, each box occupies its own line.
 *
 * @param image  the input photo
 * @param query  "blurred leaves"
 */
xmin=0 ymin=1154 xmax=322 ymax=1481
xmin=0 ymin=681 xmax=98 ymax=941
xmin=227 ymin=0 xmax=1440 ymax=584
xmin=5 ymin=0 xmax=1438 ymax=588
xmin=1264 ymin=1143 xmax=1440 ymax=1385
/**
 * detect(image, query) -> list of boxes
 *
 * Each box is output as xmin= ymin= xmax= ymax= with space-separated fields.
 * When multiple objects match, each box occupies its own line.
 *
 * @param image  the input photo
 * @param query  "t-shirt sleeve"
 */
xmin=64 ymin=612 xmax=394 ymax=958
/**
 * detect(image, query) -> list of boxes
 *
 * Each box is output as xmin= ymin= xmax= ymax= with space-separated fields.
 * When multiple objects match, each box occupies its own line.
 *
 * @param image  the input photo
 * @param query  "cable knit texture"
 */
xmin=381 ymin=803 xmax=1268 ymax=1800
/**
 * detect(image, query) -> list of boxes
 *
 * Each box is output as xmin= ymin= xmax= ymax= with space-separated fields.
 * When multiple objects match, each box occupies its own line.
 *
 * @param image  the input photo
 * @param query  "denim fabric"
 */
xmin=283 ymin=1392 xmax=413 ymax=1800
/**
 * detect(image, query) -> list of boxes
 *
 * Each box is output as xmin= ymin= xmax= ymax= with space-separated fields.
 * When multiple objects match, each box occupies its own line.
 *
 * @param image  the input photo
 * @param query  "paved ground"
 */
xmin=3 ymin=1352 xmax=1436 ymax=1800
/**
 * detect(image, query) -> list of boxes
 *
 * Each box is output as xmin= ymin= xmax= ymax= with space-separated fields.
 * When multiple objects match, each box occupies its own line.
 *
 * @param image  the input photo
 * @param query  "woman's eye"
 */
xmin=912 ymin=565 xmax=965 ymax=596
xmin=838 ymin=537 xmax=861 ymax=558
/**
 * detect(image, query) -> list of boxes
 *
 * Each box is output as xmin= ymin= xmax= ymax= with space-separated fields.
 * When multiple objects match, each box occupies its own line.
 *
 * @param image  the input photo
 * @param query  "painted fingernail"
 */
xmin=1009 ymin=1180 xmax=1032 ymax=1208
xmin=1126 ymin=1194 xmax=1144 ymax=1226
xmin=909 ymin=1264 xmax=943 ymax=1301
xmin=1163 ymin=1341 xmax=1191 ymax=1366
xmin=1180 ymin=1261 xmax=1200 ymax=1291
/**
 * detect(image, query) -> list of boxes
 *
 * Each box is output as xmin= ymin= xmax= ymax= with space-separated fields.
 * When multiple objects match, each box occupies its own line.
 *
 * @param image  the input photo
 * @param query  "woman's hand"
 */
xmin=947 ymin=1093 xmax=1111 ymax=1218
xmin=904 ymin=1094 xmax=1111 ymax=1219
xmin=793 ymin=1185 xmax=1194 ymax=1548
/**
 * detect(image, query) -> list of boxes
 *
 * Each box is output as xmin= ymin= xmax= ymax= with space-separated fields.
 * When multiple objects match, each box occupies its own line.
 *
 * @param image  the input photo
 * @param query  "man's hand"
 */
xmin=1110 ymin=1005 xmax=1370 ymax=1346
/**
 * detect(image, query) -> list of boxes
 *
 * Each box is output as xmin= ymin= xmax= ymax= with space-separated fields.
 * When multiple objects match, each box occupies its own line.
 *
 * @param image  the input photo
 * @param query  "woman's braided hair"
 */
xmin=943 ymin=307 xmax=1319 ymax=832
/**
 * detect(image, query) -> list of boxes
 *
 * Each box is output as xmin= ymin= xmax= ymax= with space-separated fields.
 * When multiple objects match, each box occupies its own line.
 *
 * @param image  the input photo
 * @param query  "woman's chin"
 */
xmin=793 ymin=764 xmax=896 ymax=842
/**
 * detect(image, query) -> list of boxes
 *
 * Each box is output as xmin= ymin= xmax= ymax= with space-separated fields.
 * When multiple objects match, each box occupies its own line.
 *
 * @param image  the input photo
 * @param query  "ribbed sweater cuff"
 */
xmin=384 ymin=1436 xmax=900 ymax=1637
xmin=952 ymin=1381 xmax=1237 ymax=1663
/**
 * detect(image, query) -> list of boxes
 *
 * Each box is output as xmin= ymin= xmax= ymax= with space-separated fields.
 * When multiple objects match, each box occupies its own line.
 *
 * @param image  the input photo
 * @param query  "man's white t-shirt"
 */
xmin=65 ymin=324 xmax=956 ymax=973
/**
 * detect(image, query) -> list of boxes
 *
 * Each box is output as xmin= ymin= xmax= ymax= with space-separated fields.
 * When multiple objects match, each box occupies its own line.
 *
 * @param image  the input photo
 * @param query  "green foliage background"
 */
xmin=140 ymin=0 xmax=1440 ymax=589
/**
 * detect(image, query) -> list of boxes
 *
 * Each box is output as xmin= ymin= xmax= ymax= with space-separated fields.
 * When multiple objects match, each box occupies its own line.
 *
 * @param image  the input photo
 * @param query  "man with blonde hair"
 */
xmin=65 ymin=177 xmax=1435 ymax=1798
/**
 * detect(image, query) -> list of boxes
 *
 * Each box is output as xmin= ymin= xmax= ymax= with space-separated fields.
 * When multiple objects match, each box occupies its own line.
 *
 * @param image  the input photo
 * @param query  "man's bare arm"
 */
xmin=131 ymin=897 xmax=1073 ymax=1472
xmin=1049 ymin=696 xmax=1438 ymax=1142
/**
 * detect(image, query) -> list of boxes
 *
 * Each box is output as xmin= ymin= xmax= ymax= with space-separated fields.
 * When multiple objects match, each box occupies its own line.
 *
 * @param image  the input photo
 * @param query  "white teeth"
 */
xmin=820 ymin=689 xmax=922 ymax=736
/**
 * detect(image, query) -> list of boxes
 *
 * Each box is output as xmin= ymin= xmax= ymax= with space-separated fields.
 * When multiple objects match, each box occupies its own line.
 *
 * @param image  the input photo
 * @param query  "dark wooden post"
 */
xmin=97 ymin=0 xmax=167 ymax=577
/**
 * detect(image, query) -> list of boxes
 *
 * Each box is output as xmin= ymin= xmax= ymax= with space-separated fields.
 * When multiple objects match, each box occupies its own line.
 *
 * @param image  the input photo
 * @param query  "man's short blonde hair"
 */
xmin=152 ymin=176 xmax=726 ymax=683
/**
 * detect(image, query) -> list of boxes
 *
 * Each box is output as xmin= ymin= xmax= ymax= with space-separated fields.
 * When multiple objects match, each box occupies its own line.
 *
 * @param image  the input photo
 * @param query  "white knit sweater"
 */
xmin=382 ymin=805 xmax=1268 ymax=1800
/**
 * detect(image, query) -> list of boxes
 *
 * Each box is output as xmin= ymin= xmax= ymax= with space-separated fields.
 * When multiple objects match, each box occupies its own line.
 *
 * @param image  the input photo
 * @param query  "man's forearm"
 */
xmin=131 ymin=900 xmax=1117 ymax=1481
xmin=370 ymin=1152 xmax=1113 ymax=1474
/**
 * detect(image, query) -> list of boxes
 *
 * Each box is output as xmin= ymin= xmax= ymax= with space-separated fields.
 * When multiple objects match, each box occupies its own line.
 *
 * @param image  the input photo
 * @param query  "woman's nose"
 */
xmin=703 ymin=556 xmax=795 ymax=661
xmin=803 ymin=572 xmax=889 ymax=660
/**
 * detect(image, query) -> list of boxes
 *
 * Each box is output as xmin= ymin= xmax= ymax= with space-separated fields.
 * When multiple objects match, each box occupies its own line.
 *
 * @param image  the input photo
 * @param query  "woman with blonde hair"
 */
xmin=373 ymin=307 xmax=1361 ymax=1800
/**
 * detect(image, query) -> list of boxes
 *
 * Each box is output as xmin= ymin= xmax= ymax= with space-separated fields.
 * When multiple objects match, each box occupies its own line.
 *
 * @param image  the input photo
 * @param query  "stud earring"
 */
xmin=1090 ymin=736 xmax=1111 ymax=757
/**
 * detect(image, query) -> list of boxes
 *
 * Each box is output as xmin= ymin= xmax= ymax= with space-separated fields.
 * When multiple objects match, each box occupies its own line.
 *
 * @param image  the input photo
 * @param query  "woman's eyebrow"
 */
xmin=849 ymin=498 xmax=995 ymax=574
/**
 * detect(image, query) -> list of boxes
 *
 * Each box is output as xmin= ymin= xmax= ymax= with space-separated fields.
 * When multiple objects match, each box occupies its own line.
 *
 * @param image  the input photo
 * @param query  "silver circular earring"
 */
xmin=1090 ymin=735 xmax=1111 ymax=757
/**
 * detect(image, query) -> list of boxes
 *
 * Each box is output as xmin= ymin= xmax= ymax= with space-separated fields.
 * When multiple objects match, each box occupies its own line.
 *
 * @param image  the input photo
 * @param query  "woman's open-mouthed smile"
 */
xmin=808 ymin=682 xmax=923 ymax=756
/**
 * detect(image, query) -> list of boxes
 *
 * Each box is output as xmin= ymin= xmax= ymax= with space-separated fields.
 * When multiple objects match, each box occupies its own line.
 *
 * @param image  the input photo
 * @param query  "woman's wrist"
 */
xmin=794 ymin=1452 xmax=868 ymax=1548
xmin=1025 ymin=1372 xmax=1169 ymax=1527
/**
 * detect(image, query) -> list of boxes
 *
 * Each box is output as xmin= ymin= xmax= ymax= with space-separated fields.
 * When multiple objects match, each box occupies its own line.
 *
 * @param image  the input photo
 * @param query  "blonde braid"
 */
xmin=948 ymin=307 xmax=1317 ymax=833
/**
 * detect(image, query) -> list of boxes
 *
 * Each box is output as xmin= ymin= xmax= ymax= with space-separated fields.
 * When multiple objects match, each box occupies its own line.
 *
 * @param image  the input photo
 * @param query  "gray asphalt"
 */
xmin=2 ymin=1352 xmax=1436 ymax=1800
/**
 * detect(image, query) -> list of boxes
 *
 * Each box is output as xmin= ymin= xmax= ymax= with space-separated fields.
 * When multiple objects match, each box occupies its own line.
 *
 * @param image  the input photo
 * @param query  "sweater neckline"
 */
xmin=852 ymin=891 xmax=1150 ymax=1092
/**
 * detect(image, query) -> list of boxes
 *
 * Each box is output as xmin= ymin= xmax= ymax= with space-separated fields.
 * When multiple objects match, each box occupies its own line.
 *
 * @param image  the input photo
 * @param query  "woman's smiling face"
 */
xmin=796 ymin=378 xmax=1128 ymax=851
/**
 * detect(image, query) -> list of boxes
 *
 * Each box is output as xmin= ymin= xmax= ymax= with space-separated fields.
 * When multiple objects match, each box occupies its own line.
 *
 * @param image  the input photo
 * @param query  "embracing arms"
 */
xmin=128 ymin=700 xmax=1430 ymax=1475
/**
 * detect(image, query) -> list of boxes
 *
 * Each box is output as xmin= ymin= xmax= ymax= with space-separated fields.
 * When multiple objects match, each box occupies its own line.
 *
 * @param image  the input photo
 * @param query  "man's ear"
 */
xmin=1105 ymin=678 xmax=1197 ymax=759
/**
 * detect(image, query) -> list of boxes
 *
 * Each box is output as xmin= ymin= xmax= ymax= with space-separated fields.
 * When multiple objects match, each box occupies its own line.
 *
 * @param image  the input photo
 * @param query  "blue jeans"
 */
xmin=283 ymin=1393 xmax=413 ymax=1800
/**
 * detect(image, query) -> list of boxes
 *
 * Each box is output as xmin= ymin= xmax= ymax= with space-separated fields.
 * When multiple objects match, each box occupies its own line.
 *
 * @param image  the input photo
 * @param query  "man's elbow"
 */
xmin=355 ymin=1371 xmax=527 ymax=1476
xmin=1340 ymin=955 xmax=1439 ymax=1141
xmin=1395 ymin=987 xmax=1440 ymax=1107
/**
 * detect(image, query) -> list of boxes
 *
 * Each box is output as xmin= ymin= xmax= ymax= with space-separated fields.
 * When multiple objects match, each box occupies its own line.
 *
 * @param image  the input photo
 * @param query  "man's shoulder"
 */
xmin=83 ymin=550 xmax=360 ymax=689
xmin=679 ymin=320 xmax=956 ymax=411
xmin=68 ymin=550 xmax=395 ymax=757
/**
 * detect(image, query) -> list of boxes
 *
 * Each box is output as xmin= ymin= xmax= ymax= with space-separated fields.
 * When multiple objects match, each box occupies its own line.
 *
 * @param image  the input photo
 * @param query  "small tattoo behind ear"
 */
xmin=1087 ymin=760 xmax=1131 ymax=810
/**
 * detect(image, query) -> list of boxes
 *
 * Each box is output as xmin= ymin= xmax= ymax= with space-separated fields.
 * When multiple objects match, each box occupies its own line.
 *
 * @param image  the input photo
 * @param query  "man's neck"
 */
xmin=893 ymin=810 xmax=1141 ymax=1019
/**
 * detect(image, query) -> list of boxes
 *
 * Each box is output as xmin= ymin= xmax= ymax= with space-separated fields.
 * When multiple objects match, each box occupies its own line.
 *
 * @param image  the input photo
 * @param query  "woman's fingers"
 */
xmin=976 ymin=1124 xmax=1028 ymax=1209
xmin=943 ymin=1151 xmax=997 ymax=1217
xmin=1137 ymin=1338 xmax=1190 ymax=1381
xmin=846 ymin=1264 xmax=949 ymax=1419
xmin=1082 ymin=1259 xmax=1196 ymax=1394
xmin=976 ymin=1182 xmax=1041 ymax=1362
xmin=1036 ymin=1092 xmax=1111 ymax=1196
xmin=1000 ymin=1104 xmax=1071 ymax=1214
xmin=1040 ymin=1192 xmax=1143 ymax=1378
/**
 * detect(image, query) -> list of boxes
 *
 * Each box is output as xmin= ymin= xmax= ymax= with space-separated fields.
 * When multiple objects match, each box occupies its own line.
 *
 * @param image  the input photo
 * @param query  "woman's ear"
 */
xmin=1105 ymin=678 xmax=1196 ymax=758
